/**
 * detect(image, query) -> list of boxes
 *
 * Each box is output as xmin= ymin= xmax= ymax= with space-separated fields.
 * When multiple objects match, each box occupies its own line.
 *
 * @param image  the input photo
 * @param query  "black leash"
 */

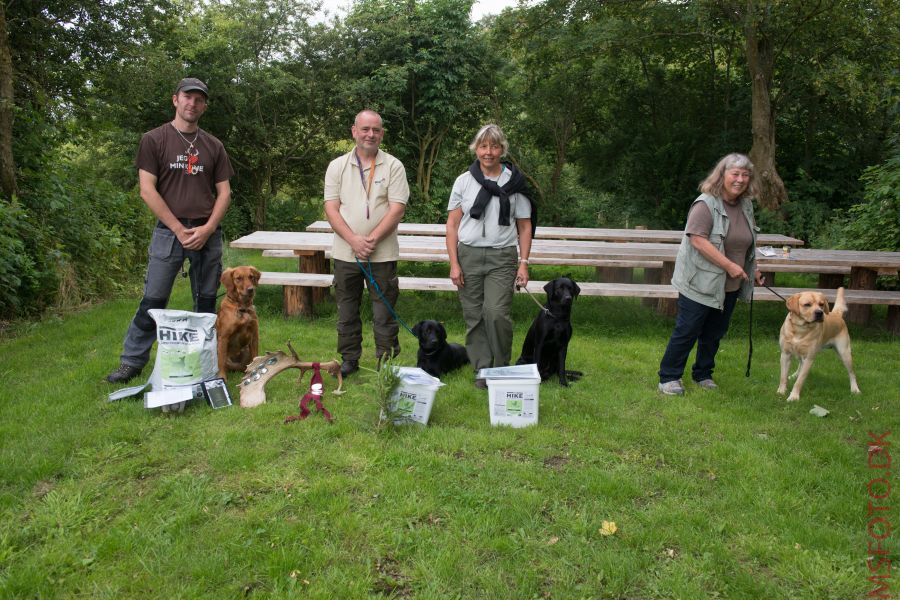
xmin=745 ymin=286 xmax=754 ymax=377
xmin=745 ymin=282 xmax=789 ymax=377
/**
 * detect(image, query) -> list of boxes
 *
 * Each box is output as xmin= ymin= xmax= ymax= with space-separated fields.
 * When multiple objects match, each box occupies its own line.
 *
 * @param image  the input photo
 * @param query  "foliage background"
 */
xmin=1 ymin=0 xmax=898 ymax=320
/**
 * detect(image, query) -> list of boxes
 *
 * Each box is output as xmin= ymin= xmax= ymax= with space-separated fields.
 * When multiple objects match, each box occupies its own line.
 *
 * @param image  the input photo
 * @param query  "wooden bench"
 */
xmin=257 ymin=271 xmax=900 ymax=332
xmin=234 ymin=230 xmax=900 ymax=328
xmin=262 ymin=249 xmax=664 ymax=269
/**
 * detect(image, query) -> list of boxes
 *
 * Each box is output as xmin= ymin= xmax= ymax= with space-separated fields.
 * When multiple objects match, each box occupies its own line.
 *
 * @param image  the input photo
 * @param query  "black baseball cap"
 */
xmin=175 ymin=77 xmax=208 ymax=97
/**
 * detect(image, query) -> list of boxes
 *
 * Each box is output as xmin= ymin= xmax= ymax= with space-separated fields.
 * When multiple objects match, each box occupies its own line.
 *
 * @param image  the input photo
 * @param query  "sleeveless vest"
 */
xmin=670 ymin=193 xmax=758 ymax=309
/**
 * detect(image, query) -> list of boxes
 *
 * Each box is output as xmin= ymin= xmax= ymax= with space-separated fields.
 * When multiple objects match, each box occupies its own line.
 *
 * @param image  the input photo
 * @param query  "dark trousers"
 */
xmin=333 ymin=259 xmax=400 ymax=363
xmin=120 ymin=225 xmax=223 ymax=368
xmin=658 ymin=290 xmax=739 ymax=384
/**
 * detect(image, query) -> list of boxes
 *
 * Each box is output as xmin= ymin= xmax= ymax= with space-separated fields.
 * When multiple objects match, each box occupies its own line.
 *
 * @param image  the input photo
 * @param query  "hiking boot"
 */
xmin=658 ymin=379 xmax=685 ymax=396
xmin=474 ymin=377 xmax=488 ymax=390
xmin=695 ymin=378 xmax=719 ymax=390
xmin=106 ymin=363 xmax=143 ymax=384
xmin=340 ymin=360 xmax=359 ymax=377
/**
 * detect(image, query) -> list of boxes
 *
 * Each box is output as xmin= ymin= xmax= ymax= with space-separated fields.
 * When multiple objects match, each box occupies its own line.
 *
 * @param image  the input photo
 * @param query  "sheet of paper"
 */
xmin=478 ymin=364 xmax=540 ymax=379
xmin=107 ymin=382 xmax=149 ymax=402
xmin=144 ymin=387 xmax=194 ymax=409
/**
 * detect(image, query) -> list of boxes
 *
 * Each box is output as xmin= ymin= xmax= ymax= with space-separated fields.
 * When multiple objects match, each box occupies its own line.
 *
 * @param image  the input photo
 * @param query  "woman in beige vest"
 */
xmin=658 ymin=153 xmax=763 ymax=396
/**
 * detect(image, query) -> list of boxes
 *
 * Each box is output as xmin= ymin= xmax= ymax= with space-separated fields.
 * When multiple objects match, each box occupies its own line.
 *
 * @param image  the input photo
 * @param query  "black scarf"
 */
xmin=468 ymin=160 xmax=537 ymax=236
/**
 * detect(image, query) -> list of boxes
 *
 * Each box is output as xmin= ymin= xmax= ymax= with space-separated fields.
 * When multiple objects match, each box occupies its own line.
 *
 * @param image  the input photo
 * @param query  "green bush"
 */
xmin=0 ymin=199 xmax=43 ymax=317
xmin=0 ymin=153 xmax=151 ymax=320
xmin=818 ymin=142 xmax=900 ymax=253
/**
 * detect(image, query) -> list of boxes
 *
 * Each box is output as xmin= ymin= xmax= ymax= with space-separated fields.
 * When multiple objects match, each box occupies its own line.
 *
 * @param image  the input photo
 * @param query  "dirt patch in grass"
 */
xmin=32 ymin=479 xmax=56 ymax=498
xmin=543 ymin=455 xmax=569 ymax=470
xmin=372 ymin=556 xmax=412 ymax=597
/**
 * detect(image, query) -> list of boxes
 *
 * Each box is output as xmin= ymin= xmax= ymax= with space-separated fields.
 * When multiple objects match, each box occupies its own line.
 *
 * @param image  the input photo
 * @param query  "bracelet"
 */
xmin=518 ymin=258 xmax=529 ymax=264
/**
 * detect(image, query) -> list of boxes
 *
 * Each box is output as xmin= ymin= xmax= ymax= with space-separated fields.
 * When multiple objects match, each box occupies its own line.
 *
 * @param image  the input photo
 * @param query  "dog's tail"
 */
xmin=831 ymin=286 xmax=848 ymax=318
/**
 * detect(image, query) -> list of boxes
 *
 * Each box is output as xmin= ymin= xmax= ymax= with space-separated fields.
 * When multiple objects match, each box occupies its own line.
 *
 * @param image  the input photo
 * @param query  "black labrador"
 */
xmin=412 ymin=320 xmax=469 ymax=378
xmin=516 ymin=276 xmax=583 ymax=386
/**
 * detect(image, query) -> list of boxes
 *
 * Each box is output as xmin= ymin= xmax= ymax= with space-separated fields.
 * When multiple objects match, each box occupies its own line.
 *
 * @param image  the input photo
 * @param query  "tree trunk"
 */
xmin=0 ymin=3 xmax=16 ymax=199
xmin=253 ymin=173 xmax=267 ymax=230
xmin=743 ymin=1 xmax=787 ymax=211
xmin=549 ymin=116 xmax=573 ymax=202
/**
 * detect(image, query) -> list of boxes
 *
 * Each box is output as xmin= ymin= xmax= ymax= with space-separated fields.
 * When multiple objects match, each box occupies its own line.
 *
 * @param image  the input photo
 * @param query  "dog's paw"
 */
xmin=786 ymin=393 xmax=800 ymax=402
xmin=851 ymin=385 xmax=861 ymax=394
xmin=776 ymin=385 xmax=786 ymax=395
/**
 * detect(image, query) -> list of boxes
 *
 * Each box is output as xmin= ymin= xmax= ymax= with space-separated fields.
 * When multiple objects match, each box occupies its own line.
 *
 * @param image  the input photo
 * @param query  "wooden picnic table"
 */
xmin=231 ymin=230 xmax=899 ymax=325
xmin=304 ymin=220 xmax=805 ymax=246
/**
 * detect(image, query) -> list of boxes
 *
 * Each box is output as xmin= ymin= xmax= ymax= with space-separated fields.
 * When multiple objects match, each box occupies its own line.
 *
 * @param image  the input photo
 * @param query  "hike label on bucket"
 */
xmin=494 ymin=390 xmax=536 ymax=417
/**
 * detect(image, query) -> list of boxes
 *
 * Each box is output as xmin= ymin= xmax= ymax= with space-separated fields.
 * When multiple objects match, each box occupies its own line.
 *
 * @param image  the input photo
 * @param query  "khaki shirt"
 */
xmin=324 ymin=149 xmax=409 ymax=262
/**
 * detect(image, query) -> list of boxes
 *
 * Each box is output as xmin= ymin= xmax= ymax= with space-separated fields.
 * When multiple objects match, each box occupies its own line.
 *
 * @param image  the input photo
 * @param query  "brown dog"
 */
xmin=216 ymin=266 xmax=261 ymax=379
xmin=777 ymin=286 xmax=860 ymax=402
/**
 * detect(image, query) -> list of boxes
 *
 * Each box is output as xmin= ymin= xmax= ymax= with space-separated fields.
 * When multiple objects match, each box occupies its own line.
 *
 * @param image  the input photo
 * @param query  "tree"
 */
xmin=185 ymin=0 xmax=339 ymax=230
xmin=2 ymin=0 xmax=177 ymax=199
xmin=715 ymin=0 xmax=897 ymax=212
xmin=338 ymin=0 xmax=496 ymax=218
xmin=0 ymin=3 xmax=15 ymax=199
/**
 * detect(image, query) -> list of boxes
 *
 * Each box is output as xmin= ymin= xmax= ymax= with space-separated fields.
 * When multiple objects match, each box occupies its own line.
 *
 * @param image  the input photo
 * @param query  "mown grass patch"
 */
xmin=0 ymin=249 xmax=897 ymax=598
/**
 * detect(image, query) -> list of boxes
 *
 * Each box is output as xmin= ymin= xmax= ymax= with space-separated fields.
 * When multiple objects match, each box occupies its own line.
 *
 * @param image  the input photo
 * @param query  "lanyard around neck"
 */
xmin=354 ymin=151 xmax=376 ymax=219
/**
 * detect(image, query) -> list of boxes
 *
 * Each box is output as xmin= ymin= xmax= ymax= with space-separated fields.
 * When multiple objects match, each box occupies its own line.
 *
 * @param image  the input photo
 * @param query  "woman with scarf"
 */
xmin=446 ymin=124 xmax=535 ymax=389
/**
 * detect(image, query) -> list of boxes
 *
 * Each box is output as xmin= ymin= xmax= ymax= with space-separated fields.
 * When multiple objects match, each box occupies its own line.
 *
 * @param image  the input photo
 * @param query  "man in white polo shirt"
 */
xmin=324 ymin=109 xmax=410 ymax=377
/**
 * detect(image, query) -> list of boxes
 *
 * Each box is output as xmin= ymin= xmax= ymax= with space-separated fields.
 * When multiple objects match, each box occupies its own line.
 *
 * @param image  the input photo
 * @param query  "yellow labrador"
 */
xmin=777 ymin=287 xmax=860 ymax=402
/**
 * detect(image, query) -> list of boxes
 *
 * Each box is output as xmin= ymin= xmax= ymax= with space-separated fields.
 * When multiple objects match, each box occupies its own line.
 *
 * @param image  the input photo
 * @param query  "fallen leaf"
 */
xmin=809 ymin=405 xmax=830 ymax=418
xmin=665 ymin=548 xmax=677 ymax=559
xmin=599 ymin=521 xmax=618 ymax=536
xmin=547 ymin=536 xmax=559 ymax=546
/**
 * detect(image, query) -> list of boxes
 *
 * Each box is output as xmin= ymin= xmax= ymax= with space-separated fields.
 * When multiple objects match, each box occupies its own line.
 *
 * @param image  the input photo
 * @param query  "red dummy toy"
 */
xmin=285 ymin=362 xmax=333 ymax=424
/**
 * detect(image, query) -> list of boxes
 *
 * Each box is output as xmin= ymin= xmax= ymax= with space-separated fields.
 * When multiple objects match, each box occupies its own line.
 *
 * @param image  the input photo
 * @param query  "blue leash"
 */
xmin=355 ymin=257 xmax=417 ymax=337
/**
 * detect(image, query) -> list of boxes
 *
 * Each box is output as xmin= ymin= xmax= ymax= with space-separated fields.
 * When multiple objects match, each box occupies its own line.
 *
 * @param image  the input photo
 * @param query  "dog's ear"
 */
xmin=572 ymin=280 xmax=581 ymax=298
xmin=786 ymin=293 xmax=800 ymax=314
xmin=543 ymin=279 xmax=556 ymax=296
xmin=822 ymin=297 xmax=831 ymax=314
xmin=411 ymin=321 xmax=422 ymax=338
xmin=220 ymin=268 xmax=235 ymax=294
xmin=436 ymin=322 xmax=447 ymax=341
xmin=249 ymin=266 xmax=261 ymax=282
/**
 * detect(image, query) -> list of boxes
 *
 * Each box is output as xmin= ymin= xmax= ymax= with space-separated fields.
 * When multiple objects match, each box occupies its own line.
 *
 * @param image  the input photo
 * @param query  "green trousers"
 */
xmin=333 ymin=259 xmax=400 ymax=363
xmin=456 ymin=244 xmax=518 ymax=371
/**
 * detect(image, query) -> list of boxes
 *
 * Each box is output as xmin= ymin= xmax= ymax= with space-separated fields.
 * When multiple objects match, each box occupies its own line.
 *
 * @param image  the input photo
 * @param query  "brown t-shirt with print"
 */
xmin=135 ymin=124 xmax=234 ymax=219
xmin=685 ymin=200 xmax=753 ymax=292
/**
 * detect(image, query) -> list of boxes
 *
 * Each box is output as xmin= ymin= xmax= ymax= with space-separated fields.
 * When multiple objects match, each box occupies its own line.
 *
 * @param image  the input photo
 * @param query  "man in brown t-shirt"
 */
xmin=106 ymin=77 xmax=234 ymax=384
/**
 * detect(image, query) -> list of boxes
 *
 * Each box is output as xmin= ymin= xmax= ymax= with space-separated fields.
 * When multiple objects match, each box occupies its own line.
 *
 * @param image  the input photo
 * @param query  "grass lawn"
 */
xmin=1 ymin=249 xmax=897 ymax=598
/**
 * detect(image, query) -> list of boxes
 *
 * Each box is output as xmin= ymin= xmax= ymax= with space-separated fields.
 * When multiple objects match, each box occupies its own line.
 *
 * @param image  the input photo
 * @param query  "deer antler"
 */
xmin=239 ymin=344 xmax=344 ymax=408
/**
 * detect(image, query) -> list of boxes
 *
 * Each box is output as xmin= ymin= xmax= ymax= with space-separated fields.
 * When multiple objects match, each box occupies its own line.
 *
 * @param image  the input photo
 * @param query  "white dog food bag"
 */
xmin=145 ymin=309 xmax=218 ymax=412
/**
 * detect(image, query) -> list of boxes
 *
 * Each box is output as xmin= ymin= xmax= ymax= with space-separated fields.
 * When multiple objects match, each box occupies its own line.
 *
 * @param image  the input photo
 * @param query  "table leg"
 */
xmin=657 ymin=261 xmax=677 ymax=317
xmin=848 ymin=266 xmax=876 ymax=324
xmin=299 ymin=251 xmax=329 ymax=303
xmin=643 ymin=267 xmax=661 ymax=308
xmin=598 ymin=266 xmax=634 ymax=284
xmin=818 ymin=273 xmax=844 ymax=289
xmin=282 ymin=250 xmax=327 ymax=317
